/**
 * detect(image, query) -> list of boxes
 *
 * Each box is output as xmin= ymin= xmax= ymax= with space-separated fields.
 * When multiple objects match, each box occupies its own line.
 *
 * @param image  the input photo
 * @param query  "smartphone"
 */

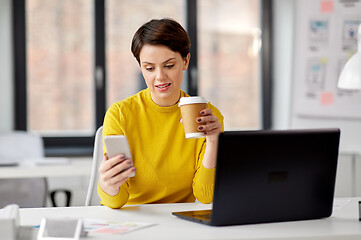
xmin=37 ymin=217 xmax=86 ymax=240
xmin=103 ymin=135 xmax=135 ymax=177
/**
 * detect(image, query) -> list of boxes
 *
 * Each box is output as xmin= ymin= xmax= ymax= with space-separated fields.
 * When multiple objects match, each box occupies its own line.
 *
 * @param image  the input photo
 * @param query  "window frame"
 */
xmin=12 ymin=0 xmax=273 ymax=156
xmin=261 ymin=0 xmax=273 ymax=130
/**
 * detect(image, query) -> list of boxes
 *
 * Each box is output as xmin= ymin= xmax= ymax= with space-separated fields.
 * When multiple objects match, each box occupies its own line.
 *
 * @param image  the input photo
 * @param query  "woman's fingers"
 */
xmin=199 ymin=108 xmax=212 ymax=117
xmin=99 ymin=154 xmax=135 ymax=181
xmin=197 ymin=115 xmax=218 ymax=124
xmin=198 ymin=121 xmax=220 ymax=132
xmin=106 ymin=159 xmax=133 ymax=179
xmin=197 ymin=109 xmax=220 ymax=127
xmin=100 ymin=154 xmax=125 ymax=172
xmin=98 ymin=153 xmax=136 ymax=196
xmin=111 ymin=167 xmax=136 ymax=186
xmin=197 ymin=108 xmax=221 ymax=136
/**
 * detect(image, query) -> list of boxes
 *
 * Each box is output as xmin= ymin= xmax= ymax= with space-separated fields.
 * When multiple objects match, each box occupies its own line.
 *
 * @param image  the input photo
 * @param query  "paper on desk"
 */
xmin=83 ymin=218 xmax=155 ymax=235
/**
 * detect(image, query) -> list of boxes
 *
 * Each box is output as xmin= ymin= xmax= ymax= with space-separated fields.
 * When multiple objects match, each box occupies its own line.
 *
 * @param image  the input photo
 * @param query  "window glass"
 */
xmin=106 ymin=0 xmax=186 ymax=107
xmin=198 ymin=0 xmax=261 ymax=130
xmin=26 ymin=0 xmax=94 ymax=136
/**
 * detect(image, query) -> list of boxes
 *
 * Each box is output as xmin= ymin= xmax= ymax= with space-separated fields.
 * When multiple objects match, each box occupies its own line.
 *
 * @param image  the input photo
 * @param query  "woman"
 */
xmin=98 ymin=18 xmax=224 ymax=208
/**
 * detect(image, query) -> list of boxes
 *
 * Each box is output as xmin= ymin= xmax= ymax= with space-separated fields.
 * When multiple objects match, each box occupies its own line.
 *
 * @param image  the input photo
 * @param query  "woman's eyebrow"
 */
xmin=141 ymin=57 xmax=176 ymax=65
xmin=141 ymin=61 xmax=153 ymax=65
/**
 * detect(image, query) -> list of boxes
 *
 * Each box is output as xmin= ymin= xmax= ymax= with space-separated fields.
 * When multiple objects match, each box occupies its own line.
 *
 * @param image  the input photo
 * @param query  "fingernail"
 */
xmin=200 ymin=111 xmax=205 ymax=115
xmin=128 ymin=168 xmax=136 ymax=177
xmin=198 ymin=126 xmax=203 ymax=130
xmin=197 ymin=118 xmax=202 ymax=122
xmin=126 ymin=160 xmax=132 ymax=164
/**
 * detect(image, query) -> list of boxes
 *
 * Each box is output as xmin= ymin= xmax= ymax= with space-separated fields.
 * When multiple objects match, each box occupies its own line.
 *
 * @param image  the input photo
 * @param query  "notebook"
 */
xmin=172 ymin=128 xmax=340 ymax=226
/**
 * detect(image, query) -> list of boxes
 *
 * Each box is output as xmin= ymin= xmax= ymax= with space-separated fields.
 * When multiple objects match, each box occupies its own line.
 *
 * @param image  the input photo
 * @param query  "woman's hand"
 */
xmin=98 ymin=154 xmax=136 ymax=196
xmin=197 ymin=108 xmax=222 ymax=143
xmin=196 ymin=108 xmax=222 ymax=168
xmin=179 ymin=108 xmax=221 ymax=168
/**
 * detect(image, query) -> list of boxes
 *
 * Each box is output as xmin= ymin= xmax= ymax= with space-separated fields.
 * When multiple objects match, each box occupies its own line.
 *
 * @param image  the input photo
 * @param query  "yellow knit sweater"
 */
xmin=98 ymin=88 xmax=224 ymax=208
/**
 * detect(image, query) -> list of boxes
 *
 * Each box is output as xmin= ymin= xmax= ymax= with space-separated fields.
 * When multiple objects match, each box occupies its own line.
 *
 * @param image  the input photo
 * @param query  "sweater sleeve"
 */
xmin=192 ymin=104 xmax=224 ymax=203
xmin=98 ymin=181 xmax=130 ymax=209
xmin=192 ymin=148 xmax=216 ymax=203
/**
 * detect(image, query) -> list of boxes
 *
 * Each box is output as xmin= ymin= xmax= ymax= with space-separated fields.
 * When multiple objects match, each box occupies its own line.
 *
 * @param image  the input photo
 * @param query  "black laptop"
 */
xmin=172 ymin=128 xmax=340 ymax=226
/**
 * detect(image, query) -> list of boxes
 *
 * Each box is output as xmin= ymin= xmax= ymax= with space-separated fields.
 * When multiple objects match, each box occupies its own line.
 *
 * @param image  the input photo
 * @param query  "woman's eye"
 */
xmin=165 ymin=64 xmax=174 ymax=69
xmin=145 ymin=67 xmax=154 ymax=71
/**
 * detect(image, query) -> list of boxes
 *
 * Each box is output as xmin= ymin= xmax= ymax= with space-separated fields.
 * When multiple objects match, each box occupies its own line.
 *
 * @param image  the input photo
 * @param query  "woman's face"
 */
xmin=139 ymin=44 xmax=190 ymax=107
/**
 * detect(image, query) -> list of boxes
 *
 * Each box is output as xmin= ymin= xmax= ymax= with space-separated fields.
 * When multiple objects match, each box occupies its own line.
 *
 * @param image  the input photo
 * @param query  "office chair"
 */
xmin=0 ymin=131 xmax=71 ymax=208
xmin=85 ymin=126 xmax=103 ymax=206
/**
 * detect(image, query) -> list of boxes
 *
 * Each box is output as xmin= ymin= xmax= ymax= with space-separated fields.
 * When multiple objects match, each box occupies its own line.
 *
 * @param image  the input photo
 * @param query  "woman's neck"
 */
xmin=150 ymin=92 xmax=181 ymax=107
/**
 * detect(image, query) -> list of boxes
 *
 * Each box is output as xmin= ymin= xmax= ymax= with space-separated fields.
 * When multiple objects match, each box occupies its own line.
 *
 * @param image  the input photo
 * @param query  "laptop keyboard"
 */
xmin=190 ymin=210 xmax=212 ymax=220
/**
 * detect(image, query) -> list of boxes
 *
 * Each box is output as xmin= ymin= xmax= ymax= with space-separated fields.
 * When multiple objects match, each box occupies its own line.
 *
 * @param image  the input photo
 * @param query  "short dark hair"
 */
xmin=131 ymin=18 xmax=191 ymax=64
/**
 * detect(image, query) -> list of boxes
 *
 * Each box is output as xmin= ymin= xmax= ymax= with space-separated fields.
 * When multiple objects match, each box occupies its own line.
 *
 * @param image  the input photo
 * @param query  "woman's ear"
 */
xmin=183 ymin=53 xmax=191 ymax=71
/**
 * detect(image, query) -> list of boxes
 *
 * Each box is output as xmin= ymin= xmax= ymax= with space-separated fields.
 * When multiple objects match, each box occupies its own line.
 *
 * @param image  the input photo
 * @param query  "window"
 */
xmin=26 ymin=0 xmax=94 ymax=136
xmin=13 ymin=0 xmax=272 ymax=155
xmin=105 ymin=0 xmax=186 ymax=107
xmin=198 ymin=0 xmax=262 ymax=130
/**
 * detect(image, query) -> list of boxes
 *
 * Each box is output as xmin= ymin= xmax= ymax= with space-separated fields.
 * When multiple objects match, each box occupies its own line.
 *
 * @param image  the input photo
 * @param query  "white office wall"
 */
xmin=0 ymin=0 xmax=14 ymax=131
xmin=272 ymin=0 xmax=361 ymax=197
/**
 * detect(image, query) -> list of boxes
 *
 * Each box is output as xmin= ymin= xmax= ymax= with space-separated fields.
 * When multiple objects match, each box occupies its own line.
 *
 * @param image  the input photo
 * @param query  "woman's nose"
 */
xmin=156 ymin=68 xmax=165 ymax=81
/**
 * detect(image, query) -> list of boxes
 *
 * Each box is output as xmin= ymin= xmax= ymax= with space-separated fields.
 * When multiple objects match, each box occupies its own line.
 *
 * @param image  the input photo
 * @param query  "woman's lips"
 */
xmin=155 ymin=83 xmax=171 ymax=92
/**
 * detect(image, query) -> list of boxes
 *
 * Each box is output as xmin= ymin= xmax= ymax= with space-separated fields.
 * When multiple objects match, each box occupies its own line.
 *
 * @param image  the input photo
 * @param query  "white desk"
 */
xmin=0 ymin=158 xmax=92 ymax=179
xmin=18 ymin=198 xmax=361 ymax=240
